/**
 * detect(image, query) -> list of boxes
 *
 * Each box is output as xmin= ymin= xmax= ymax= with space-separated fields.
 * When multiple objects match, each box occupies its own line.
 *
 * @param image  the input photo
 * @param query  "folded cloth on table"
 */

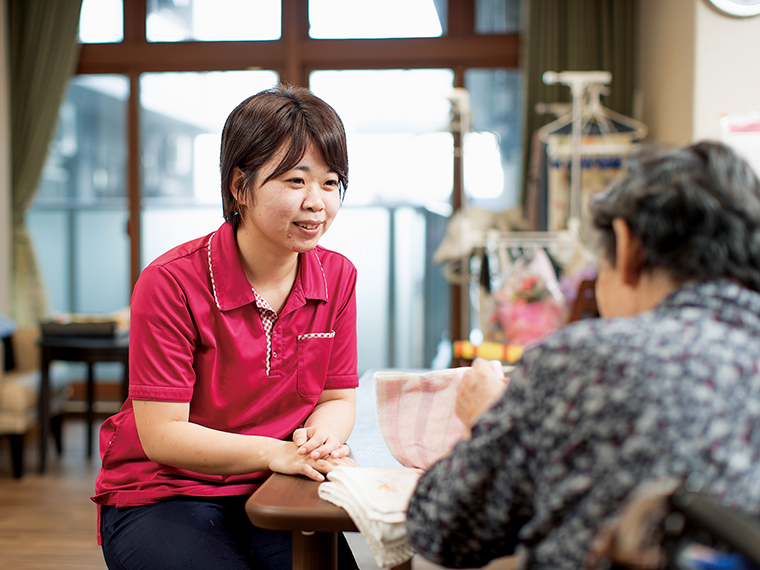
xmin=318 ymin=466 xmax=423 ymax=568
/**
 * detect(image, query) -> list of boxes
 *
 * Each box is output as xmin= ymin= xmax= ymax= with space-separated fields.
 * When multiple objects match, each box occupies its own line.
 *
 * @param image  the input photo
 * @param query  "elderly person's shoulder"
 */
xmin=662 ymin=279 xmax=760 ymax=322
xmin=519 ymin=278 xmax=760 ymax=375
xmin=519 ymin=306 xmax=670 ymax=367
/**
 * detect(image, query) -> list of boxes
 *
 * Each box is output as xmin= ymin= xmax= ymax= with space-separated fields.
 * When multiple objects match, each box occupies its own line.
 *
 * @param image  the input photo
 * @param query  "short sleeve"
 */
xmin=128 ymin=264 xmax=197 ymax=402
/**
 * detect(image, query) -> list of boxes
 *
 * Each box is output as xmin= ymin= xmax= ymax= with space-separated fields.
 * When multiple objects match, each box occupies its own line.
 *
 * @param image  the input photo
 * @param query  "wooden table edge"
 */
xmin=245 ymin=473 xmax=359 ymax=533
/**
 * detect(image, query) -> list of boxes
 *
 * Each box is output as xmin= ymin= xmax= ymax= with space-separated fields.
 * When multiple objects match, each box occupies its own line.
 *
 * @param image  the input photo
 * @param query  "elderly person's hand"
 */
xmin=455 ymin=358 xmax=510 ymax=430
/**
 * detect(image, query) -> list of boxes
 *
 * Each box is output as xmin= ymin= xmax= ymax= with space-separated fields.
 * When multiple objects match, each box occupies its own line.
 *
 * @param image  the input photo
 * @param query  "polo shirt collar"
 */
xmin=298 ymin=246 xmax=330 ymax=303
xmin=209 ymin=222 xmax=328 ymax=312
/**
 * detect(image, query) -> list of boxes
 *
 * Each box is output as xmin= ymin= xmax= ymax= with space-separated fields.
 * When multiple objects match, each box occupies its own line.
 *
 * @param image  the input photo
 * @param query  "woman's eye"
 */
xmin=324 ymin=179 xmax=339 ymax=188
xmin=289 ymin=178 xmax=304 ymax=185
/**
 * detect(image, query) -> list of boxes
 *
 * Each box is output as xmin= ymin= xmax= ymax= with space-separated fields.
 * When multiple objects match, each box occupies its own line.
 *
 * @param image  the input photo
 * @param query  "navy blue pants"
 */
xmin=101 ymin=496 xmax=358 ymax=570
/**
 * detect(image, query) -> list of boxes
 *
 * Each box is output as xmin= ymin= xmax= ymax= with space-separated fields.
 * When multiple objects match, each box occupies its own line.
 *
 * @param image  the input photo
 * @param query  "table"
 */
xmin=39 ymin=335 xmax=129 ymax=472
xmin=246 ymin=474 xmax=412 ymax=570
xmin=246 ymin=370 xmax=410 ymax=570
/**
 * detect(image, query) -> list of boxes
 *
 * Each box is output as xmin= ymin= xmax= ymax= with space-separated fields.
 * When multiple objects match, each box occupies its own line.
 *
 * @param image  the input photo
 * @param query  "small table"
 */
xmin=246 ymin=370 xmax=410 ymax=570
xmin=246 ymin=474 xmax=366 ymax=570
xmin=39 ymin=335 xmax=129 ymax=472
xmin=246 ymin=474 xmax=412 ymax=570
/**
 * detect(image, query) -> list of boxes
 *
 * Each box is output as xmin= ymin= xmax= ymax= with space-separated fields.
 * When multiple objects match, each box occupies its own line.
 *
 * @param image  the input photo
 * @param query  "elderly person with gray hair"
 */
xmin=406 ymin=141 xmax=760 ymax=570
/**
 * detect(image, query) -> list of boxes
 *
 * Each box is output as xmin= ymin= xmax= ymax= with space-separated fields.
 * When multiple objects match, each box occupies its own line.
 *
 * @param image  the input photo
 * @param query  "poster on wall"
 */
xmin=720 ymin=113 xmax=760 ymax=177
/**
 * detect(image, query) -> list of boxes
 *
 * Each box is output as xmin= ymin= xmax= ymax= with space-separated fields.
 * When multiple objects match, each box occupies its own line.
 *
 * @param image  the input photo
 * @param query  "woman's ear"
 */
xmin=612 ymin=218 xmax=643 ymax=286
xmin=230 ymin=167 xmax=246 ymax=207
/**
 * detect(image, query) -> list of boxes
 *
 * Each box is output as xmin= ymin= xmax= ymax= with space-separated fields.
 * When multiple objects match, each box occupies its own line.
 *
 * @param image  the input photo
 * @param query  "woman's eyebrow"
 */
xmin=292 ymin=164 xmax=338 ymax=175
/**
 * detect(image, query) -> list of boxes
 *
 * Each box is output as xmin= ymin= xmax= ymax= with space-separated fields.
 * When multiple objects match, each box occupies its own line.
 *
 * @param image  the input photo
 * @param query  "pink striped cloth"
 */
xmin=373 ymin=368 xmax=469 ymax=470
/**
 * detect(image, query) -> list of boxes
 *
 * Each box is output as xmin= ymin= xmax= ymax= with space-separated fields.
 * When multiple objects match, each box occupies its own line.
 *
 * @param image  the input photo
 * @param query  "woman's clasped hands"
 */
xmin=269 ymin=426 xmax=356 ymax=482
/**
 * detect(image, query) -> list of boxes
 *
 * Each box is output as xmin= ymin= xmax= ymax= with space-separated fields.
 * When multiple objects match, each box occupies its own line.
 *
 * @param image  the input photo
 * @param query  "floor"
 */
xmin=0 ymin=419 xmax=108 ymax=569
xmin=0 ymin=417 xmax=456 ymax=570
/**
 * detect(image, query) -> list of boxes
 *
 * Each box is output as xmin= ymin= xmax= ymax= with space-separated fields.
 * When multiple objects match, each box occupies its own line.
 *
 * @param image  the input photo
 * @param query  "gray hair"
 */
xmin=589 ymin=141 xmax=760 ymax=292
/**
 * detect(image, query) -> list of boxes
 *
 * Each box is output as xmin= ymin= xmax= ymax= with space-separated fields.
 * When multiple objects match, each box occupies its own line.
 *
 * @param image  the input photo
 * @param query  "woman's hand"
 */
xmin=268 ymin=440 xmax=357 ymax=482
xmin=266 ymin=388 xmax=356 ymax=478
xmin=267 ymin=440 xmax=335 ymax=481
xmin=293 ymin=426 xmax=350 ymax=460
xmin=297 ymin=388 xmax=356 ymax=461
xmin=455 ymin=358 xmax=510 ymax=429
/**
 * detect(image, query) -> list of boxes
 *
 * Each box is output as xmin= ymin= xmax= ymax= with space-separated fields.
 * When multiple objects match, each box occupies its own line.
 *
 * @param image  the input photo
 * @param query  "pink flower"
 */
xmin=495 ymin=297 xmax=564 ymax=346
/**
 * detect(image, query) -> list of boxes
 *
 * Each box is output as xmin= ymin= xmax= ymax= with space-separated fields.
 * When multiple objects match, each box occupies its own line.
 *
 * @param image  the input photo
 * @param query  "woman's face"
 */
xmin=235 ymin=142 xmax=341 ymax=257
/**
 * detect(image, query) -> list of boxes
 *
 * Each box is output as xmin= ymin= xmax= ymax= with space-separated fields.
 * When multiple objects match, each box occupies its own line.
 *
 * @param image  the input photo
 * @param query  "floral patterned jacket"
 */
xmin=406 ymin=279 xmax=760 ymax=570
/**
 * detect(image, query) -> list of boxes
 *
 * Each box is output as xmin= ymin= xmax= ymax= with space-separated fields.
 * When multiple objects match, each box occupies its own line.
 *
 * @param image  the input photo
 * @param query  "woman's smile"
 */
xmin=235 ymin=143 xmax=341 ymax=259
xmin=294 ymin=220 xmax=322 ymax=231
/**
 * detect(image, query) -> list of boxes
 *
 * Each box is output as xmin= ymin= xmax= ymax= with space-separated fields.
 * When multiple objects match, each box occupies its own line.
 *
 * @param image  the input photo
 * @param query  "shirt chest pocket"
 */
xmin=296 ymin=331 xmax=336 ymax=397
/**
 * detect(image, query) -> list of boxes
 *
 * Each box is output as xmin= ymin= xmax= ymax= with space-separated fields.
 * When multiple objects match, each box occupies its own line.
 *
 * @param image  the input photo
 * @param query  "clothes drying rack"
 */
xmin=538 ymin=71 xmax=647 ymax=223
xmin=464 ymin=72 xmax=640 ymax=282
xmin=445 ymin=74 xmax=647 ymax=346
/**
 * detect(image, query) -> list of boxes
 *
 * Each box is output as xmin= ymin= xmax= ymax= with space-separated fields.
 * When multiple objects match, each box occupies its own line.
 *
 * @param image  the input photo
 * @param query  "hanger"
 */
xmin=536 ymin=71 xmax=648 ymax=222
xmin=538 ymin=84 xmax=647 ymax=145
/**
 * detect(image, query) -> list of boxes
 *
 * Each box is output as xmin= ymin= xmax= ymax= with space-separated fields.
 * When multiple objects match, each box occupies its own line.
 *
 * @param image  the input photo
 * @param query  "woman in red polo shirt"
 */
xmin=93 ymin=86 xmax=359 ymax=570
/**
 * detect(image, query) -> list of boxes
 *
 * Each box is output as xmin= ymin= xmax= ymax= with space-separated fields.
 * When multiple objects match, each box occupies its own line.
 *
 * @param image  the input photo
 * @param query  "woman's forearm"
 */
xmin=138 ymin=417 xmax=289 ymax=476
xmin=132 ymin=399 xmax=320 ymax=478
xmin=303 ymin=389 xmax=356 ymax=443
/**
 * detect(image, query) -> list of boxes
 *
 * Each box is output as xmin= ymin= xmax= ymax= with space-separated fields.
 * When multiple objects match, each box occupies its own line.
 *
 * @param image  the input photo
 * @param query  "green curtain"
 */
xmin=8 ymin=0 xmax=82 ymax=325
xmin=521 ymin=0 xmax=638 ymax=222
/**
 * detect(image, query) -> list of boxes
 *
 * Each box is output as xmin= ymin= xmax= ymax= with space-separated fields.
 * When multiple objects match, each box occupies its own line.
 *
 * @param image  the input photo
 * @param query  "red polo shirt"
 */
xmin=92 ymin=221 xmax=358 ymax=509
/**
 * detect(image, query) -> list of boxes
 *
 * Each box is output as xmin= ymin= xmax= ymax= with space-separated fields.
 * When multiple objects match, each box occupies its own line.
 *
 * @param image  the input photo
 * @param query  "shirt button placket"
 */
xmin=271 ymin=326 xmax=280 ymax=369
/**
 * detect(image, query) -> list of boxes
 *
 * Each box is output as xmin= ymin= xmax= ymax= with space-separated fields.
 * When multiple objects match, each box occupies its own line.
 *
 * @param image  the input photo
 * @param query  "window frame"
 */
xmin=76 ymin=0 xmax=519 ymax=338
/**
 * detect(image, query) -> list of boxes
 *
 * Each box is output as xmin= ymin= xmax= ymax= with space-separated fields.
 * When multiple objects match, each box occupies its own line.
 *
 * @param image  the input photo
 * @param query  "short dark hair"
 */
xmin=590 ymin=141 xmax=760 ymax=292
xmin=220 ymin=85 xmax=349 ymax=229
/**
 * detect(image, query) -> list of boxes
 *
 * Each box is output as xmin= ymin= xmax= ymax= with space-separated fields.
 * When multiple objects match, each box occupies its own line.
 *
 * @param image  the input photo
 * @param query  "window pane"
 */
xmin=475 ymin=0 xmax=520 ymax=34
xmin=147 ymin=0 xmax=281 ymax=42
xmin=309 ymin=0 xmax=447 ymax=39
xmin=311 ymin=69 xmax=453 ymax=372
xmin=29 ymin=75 xmax=130 ymax=314
xmin=79 ymin=0 xmax=124 ymax=44
xmin=319 ymin=207 xmax=390 ymax=372
xmin=139 ymin=70 xmax=278 ymax=267
xmin=310 ymin=69 xmax=455 ymax=207
xmin=465 ymin=68 xmax=523 ymax=210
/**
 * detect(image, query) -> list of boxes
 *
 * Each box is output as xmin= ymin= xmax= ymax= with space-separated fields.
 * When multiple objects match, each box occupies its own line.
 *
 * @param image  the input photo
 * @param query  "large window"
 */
xmin=139 ymin=70 xmax=279 ymax=265
xmin=465 ymin=68 xmax=523 ymax=210
xmin=311 ymin=69 xmax=455 ymax=207
xmin=30 ymin=75 xmax=130 ymax=314
xmin=312 ymin=69 xmax=454 ymax=370
xmin=78 ymin=0 xmax=124 ymax=43
xmin=147 ymin=0 xmax=281 ymax=42
xmin=31 ymin=0 xmax=521 ymax=372
xmin=308 ymin=0 xmax=446 ymax=38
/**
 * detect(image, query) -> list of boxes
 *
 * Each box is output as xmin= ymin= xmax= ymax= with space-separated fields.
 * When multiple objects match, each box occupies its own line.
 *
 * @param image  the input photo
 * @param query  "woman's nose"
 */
xmin=303 ymin=184 xmax=325 ymax=211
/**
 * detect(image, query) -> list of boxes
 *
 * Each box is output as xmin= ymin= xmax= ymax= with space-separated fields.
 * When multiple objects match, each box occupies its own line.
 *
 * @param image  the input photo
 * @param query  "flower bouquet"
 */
xmin=490 ymin=249 xmax=566 ymax=347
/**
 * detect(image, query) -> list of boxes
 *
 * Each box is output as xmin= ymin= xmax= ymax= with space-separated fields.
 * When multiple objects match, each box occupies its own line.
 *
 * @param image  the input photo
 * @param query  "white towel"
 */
xmin=318 ymin=466 xmax=423 ymax=568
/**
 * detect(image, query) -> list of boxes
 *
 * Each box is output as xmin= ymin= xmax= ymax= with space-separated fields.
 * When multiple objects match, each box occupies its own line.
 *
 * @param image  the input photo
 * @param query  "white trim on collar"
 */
xmin=207 ymin=232 xmax=221 ymax=311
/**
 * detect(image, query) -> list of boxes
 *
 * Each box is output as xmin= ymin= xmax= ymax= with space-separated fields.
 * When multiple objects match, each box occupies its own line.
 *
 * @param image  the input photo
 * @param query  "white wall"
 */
xmin=0 ymin=0 xmax=11 ymax=316
xmin=638 ymin=0 xmax=760 ymax=145
xmin=693 ymin=0 xmax=760 ymax=141
xmin=637 ymin=0 xmax=696 ymax=146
